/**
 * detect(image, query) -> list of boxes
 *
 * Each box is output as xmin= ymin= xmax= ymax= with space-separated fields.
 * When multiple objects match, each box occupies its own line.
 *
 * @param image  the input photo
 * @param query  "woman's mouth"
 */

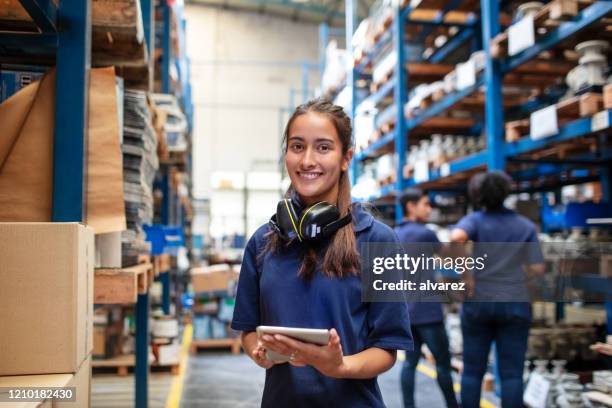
xmin=297 ymin=171 xmax=323 ymax=180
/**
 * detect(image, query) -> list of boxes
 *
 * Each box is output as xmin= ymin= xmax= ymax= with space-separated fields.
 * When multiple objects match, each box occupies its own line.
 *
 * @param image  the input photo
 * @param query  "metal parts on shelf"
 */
xmin=566 ymin=40 xmax=610 ymax=95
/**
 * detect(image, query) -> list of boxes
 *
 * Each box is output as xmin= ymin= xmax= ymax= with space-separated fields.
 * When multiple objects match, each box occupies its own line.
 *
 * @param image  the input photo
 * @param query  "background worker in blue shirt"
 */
xmin=395 ymin=188 xmax=458 ymax=408
xmin=451 ymin=171 xmax=545 ymax=408
xmin=231 ymin=98 xmax=413 ymax=408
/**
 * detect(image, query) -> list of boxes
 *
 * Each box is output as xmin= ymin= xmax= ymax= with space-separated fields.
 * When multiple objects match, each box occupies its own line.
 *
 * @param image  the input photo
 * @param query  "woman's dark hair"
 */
xmin=400 ymin=188 xmax=426 ymax=217
xmin=263 ymin=98 xmax=360 ymax=279
xmin=468 ymin=171 xmax=512 ymax=210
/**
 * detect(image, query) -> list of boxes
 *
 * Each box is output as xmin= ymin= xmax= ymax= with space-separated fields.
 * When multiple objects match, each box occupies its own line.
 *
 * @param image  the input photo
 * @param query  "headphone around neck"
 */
xmin=269 ymin=198 xmax=352 ymax=243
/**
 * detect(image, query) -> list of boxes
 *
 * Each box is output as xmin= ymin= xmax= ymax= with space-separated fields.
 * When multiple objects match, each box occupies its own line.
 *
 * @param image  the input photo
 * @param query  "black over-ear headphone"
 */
xmin=269 ymin=198 xmax=352 ymax=243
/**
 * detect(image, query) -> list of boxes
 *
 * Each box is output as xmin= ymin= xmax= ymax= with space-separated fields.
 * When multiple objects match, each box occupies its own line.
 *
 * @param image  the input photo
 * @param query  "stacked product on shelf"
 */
xmin=151 ymin=314 xmax=181 ymax=366
xmin=151 ymin=93 xmax=189 ymax=154
xmin=93 ymin=306 xmax=125 ymax=360
xmin=191 ymin=264 xmax=240 ymax=343
xmin=122 ymin=89 xmax=159 ymax=266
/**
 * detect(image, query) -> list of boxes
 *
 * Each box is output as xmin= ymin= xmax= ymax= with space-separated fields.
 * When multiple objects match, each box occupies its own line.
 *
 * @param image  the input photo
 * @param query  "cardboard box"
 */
xmin=93 ymin=327 xmax=106 ymax=358
xmin=0 ymin=223 xmax=94 ymax=376
xmin=157 ymin=342 xmax=180 ymax=366
xmin=191 ymin=264 xmax=239 ymax=293
xmin=0 ymin=356 xmax=90 ymax=408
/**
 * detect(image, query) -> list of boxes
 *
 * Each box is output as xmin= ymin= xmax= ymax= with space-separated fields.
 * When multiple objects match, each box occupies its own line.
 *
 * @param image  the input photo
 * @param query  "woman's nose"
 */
xmin=300 ymin=147 xmax=316 ymax=168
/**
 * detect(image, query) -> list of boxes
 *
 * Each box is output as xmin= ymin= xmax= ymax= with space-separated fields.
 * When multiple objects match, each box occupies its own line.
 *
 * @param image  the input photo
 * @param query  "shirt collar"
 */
xmin=351 ymin=203 xmax=374 ymax=232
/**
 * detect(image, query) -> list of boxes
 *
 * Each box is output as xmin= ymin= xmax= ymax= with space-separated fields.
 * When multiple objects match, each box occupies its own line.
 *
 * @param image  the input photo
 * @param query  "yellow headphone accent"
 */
xmin=283 ymin=199 xmax=302 ymax=242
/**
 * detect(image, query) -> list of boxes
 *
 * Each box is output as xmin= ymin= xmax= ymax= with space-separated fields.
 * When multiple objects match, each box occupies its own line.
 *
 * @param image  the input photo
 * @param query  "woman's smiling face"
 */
xmin=285 ymin=112 xmax=352 ymax=206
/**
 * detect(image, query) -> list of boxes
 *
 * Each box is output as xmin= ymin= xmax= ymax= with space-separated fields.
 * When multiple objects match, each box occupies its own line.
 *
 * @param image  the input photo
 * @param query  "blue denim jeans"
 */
xmin=460 ymin=302 xmax=531 ymax=408
xmin=401 ymin=322 xmax=458 ymax=408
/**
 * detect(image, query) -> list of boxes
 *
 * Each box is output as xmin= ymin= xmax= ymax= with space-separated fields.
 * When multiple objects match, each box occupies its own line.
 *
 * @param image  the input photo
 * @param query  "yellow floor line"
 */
xmin=165 ymin=323 xmax=193 ymax=408
xmin=416 ymin=363 xmax=496 ymax=408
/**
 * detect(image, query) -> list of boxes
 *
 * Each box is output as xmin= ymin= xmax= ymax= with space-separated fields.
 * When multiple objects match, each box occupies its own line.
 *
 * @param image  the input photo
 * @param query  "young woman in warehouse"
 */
xmin=450 ymin=171 xmax=545 ymax=408
xmin=231 ymin=98 xmax=413 ymax=407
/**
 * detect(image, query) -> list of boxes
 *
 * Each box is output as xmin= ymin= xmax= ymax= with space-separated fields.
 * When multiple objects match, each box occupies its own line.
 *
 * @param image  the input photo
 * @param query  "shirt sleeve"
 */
xmin=523 ymin=225 xmax=544 ymax=265
xmin=363 ymin=221 xmax=414 ymax=351
xmin=366 ymin=301 xmax=414 ymax=351
xmin=455 ymin=213 xmax=478 ymax=241
xmin=231 ymin=234 xmax=261 ymax=332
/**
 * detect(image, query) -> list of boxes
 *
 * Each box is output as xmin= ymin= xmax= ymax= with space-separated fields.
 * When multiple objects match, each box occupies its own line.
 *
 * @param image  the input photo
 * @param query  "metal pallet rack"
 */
xmin=0 ymin=1 xmax=177 ymax=406
xmin=344 ymin=0 xmax=612 ymax=324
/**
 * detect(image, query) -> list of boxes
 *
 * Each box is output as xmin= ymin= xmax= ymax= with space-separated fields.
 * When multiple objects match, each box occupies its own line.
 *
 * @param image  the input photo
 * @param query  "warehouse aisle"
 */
xmin=92 ymin=374 xmax=173 ymax=407
xmin=180 ymin=351 xmax=456 ymax=408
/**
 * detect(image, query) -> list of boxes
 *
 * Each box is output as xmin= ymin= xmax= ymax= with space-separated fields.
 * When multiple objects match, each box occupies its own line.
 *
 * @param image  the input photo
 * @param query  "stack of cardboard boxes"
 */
xmin=0 ymin=223 xmax=94 ymax=407
xmin=191 ymin=264 xmax=240 ymax=341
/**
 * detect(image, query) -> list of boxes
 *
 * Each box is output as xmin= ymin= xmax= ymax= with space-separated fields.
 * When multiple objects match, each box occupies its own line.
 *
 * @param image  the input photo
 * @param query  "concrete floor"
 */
xmin=180 ymin=351 xmax=464 ymax=408
xmin=91 ymin=351 xmax=500 ymax=407
xmin=92 ymin=374 xmax=173 ymax=407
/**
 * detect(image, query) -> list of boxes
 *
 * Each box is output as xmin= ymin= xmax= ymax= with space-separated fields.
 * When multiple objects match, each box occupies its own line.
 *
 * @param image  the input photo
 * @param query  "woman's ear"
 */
xmin=341 ymin=148 xmax=354 ymax=172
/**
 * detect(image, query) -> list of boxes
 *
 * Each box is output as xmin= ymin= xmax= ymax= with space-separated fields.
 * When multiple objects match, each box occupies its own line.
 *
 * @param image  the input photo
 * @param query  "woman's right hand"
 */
xmin=241 ymin=331 xmax=277 ymax=369
xmin=251 ymin=340 xmax=276 ymax=369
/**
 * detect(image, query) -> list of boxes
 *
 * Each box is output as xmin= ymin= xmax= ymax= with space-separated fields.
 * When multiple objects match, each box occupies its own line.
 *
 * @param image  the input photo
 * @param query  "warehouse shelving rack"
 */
xmin=348 ymin=1 xmax=612 ymax=216
xmin=344 ymin=0 xmax=612 ymax=327
xmin=0 ymin=1 xmax=165 ymax=407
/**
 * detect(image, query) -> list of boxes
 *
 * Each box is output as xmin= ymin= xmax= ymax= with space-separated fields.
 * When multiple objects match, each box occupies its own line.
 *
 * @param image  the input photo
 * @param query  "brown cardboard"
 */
xmin=0 ymin=223 xmax=94 ymax=376
xmin=0 ymin=68 xmax=126 ymax=234
xmin=0 ymin=356 xmax=91 ymax=408
xmin=92 ymin=327 xmax=106 ymax=358
xmin=191 ymin=264 xmax=239 ymax=293
xmin=55 ymin=356 xmax=91 ymax=408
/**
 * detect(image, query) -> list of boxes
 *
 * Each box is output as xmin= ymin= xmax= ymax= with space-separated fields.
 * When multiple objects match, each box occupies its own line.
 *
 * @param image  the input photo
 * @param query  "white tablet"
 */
xmin=256 ymin=326 xmax=330 ymax=363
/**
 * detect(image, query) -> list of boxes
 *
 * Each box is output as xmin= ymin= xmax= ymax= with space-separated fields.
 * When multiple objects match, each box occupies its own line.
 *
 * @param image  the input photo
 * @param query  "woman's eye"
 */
xmin=318 ymin=144 xmax=330 ymax=152
xmin=290 ymin=144 xmax=303 ymax=152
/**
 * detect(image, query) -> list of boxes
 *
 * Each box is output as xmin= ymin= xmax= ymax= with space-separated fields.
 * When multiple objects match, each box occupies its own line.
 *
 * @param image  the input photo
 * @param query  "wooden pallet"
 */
xmin=492 ymin=0 xmax=596 ymax=58
xmin=92 ymin=354 xmax=179 ymax=377
xmin=505 ymin=92 xmax=604 ymax=142
xmin=190 ymin=338 xmax=242 ymax=355
xmin=94 ymin=262 xmax=154 ymax=304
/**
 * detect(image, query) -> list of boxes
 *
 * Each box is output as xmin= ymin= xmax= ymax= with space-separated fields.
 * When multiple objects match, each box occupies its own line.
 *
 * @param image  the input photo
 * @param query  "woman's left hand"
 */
xmin=259 ymin=328 xmax=347 ymax=378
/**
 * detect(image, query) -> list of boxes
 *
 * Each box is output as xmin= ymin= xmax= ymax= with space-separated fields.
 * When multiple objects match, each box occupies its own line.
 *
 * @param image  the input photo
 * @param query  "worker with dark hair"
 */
xmin=396 ymin=188 xmax=458 ymax=408
xmin=451 ymin=171 xmax=545 ymax=408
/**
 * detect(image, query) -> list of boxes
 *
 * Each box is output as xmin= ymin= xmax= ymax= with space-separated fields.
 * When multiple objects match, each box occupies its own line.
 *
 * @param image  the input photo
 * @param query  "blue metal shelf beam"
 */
xmin=505 ymin=110 xmax=611 ymax=157
xmin=405 ymin=78 xmax=483 ymax=130
xmin=501 ymin=2 xmax=612 ymax=73
xmin=404 ymin=151 xmax=487 ymax=188
xmin=428 ymin=26 xmax=475 ymax=63
xmin=394 ymin=2 xmax=408 ymax=224
xmin=19 ymin=0 xmax=57 ymax=32
xmin=361 ymin=76 xmax=395 ymax=108
xmin=481 ymin=0 xmax=504 ymax=170
xmin=51 ymin=0 xmax=91 ymax=222
xmin=355 ymin=131 xmax=394 ymax=161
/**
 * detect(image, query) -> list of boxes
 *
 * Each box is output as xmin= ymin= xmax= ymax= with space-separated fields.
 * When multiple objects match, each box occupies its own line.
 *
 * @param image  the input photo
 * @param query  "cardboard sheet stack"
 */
xmin=122 ymin=89 xmax=159 ymax=266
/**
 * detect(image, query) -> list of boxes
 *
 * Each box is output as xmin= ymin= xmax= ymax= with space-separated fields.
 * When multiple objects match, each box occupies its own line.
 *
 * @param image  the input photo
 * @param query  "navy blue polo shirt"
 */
xmin=231 ymin=203 xmax=413 ymax=408
xmin=394 ymin=221 xmax=444 ymax=325
xmin=454 ymin=207 xmax=544 ymax=302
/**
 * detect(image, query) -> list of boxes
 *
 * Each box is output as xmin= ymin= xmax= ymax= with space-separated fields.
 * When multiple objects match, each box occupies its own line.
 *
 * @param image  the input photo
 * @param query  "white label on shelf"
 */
xmin=508 ymin=15 xmax=535 ymax=56
xmin=523 ymin=372 xmax=550 ymax=408
xmin=440 ymin=163 xmax=451 ymax=178
xmin=414 ymin=160 xmax=429 ymax=183
xmin=592 ymin=110 xmax=610 ymax=132
xmin=456 ymin=60 xmax=476 ymax=91
xmin=456 ymin=59 xmax=476 ymax=90
xmin=530 ymin=105 xmax=558 ymax=140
